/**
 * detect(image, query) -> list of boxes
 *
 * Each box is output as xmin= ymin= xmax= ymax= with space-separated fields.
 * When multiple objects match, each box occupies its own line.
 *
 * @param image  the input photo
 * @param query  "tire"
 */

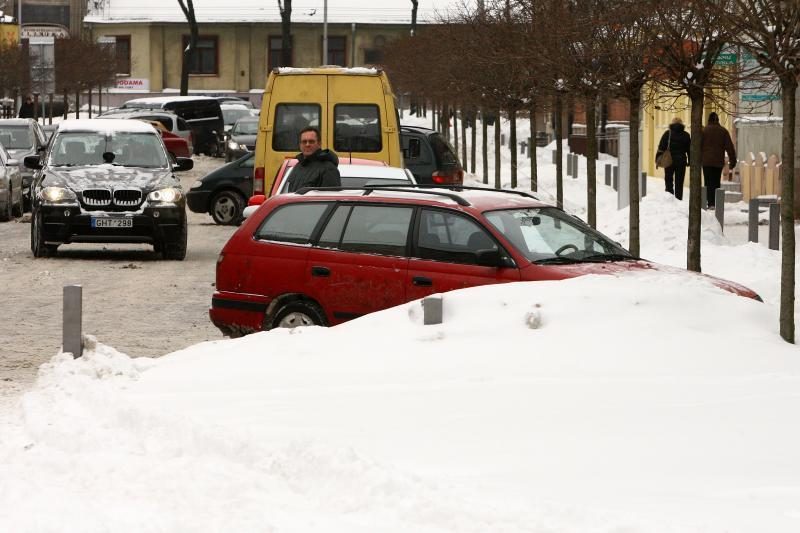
xmin=162 ymin=220 xmax=188 ymax=260
xmin=31 ymin=210 xmax=57 ymax=257
xmin=210 ymin=190 xmax=245 ymax=225
xmin=271 ymin=301 xmax=327 ymax=330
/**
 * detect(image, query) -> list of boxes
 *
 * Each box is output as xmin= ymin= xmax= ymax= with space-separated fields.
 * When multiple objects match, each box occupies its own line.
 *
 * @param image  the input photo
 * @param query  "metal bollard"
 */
xmin=567 ymin=152 xmax=573 ymax=176
xmin=640 ymin=171 xmax=647 ymax=197
xmin=605 ymin=164 xmax=611 ymax=186
xmin=422 ymin=295 xmax=443 ymax=325
xmin=748 ymin=199 xmax=759 ymax=243
xmin=552 ymin=150 xmax=557 ymax=165
xmin=701 ymin=186 xmax=708 ymax=209
xmin=500 ymin=133 xmax=506 ymax=146
xmin=572 ymin=154 xmax=579 ymax=179
xmin=715 ymin=188 xmax=725 ymax=230
xmin=769 ymin=202 xmax=780 ymax=250
xmin=63 ymin=285 xmax=83 ymax=358
xmin=612 ymin=166 xmax=619 ymax=191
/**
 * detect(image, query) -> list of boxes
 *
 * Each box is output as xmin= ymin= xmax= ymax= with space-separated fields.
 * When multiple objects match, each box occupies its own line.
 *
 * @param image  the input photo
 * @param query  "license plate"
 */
xmin=91 ymin=218 xmax=132 ymax=228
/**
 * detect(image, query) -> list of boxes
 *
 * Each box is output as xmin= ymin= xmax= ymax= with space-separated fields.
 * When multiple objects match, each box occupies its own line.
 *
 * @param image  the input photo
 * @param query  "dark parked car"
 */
xmin=187 ymin=152 xmax=254 ymax=225
xmin=225 ymin=116 xmax=258 ymax=162
xmin=210 ymin=186 xmax=760 ymax=336
xmin=0 ymin=118 xmax=49 ymax=210
xmin=401 ymin=125 xmax=463 ymax=185
xmin=26 ymin=119 xmax=193 ymax=259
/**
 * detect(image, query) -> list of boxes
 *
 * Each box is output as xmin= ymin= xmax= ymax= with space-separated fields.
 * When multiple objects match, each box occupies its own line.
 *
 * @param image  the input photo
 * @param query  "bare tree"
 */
xmin=177 ymin=0 xmax=198 ymax=95
xmin=411 ymin=0 xmax=419 ymax=36
xmin=278 ymin=0 xmax=293 ymax=67
xmin=722 ymin=0 xmax=800 ymax=343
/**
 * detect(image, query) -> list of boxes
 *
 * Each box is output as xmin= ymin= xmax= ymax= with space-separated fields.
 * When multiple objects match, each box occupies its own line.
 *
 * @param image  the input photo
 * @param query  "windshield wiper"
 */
xmin=580 ymin=253 xmax=637 ymax=263
xmin=534 ymin=256 xmax=585 ymax=265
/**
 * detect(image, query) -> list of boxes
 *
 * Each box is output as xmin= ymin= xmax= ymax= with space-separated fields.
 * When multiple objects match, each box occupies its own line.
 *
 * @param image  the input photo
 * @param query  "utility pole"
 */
xmin=322 ymin=0 xmax=328 ymax=64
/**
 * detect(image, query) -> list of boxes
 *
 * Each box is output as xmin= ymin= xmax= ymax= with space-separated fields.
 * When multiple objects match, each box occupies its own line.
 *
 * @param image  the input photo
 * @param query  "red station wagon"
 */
xmin=210 ymin=186 xmax=761 ymax=336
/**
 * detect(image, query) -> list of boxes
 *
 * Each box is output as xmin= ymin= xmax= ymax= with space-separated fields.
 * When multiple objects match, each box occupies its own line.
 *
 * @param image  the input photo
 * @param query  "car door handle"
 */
xmin=311 ymin=266 xmax=330 ymax=277
xmin=412 ymin=276 xmax=433 ymax=287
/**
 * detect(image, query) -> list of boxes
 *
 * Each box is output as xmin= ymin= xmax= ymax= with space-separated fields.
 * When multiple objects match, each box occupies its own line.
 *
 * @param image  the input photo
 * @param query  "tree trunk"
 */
xmin=461 ymin=108 xmax=468 ymax=172
xmin=431 ymin=101 xmax=436 ymax=130
xmin=280 ymin=0 xmax=293 ymax=67
xmin=530 ymin=101 xmax=537 ymax=192
xmin=410 ymin=0 xmax=419 ymax=36
xmin=453 ymin=106 xmax=459 ymax=153
xmin=509 ymin=108 xmax=517 ymax=188
xmin=482 ymin=109 xmax=488 ymax=184
xmin=470 ymin=109 xmax=476 ymax=174
xmin=586 ymin=96 xmax=597 ymax=228
xmin=494 ymin=111 xmax=501 ymax=189
xmin=555 ymin=94 xmax=563 ymax=208
xmin=628 ymin=92 xmax=641 ymax=255
xmin=687 ymin=88 xmax=705 ymax=272
xmin=780 ymin=80 xmax=796 ymax=343
xmin=180 ymin=7 xmax=199 ymax=96
xmin=75 ymin=89 xmax=80 ymax=119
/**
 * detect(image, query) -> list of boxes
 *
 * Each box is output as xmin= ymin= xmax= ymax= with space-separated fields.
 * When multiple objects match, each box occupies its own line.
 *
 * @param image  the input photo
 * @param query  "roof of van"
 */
xmin=275 ymin=67 xmax=381 ymax=76
xmin=55 ymin=119 xmax=158 ymax=134
xmin=123 ymin=96 xmax=218 ymax=105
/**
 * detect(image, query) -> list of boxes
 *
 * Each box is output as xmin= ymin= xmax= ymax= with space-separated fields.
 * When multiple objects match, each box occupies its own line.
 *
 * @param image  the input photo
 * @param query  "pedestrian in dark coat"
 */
xmin=286 ymin=127 xmax=341 ymax=192
xmin=701 ymin=112 xmax=736 ymax=209
xmin=18 ymin=95 xmax=34 ymax=119
xmin=656 ymin=117 xmax=691 ymax=200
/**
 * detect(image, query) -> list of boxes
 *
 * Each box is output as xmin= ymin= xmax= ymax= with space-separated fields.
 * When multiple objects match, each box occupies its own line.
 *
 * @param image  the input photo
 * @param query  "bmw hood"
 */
xmin=42 ymin=165 xmax=178 ymax=193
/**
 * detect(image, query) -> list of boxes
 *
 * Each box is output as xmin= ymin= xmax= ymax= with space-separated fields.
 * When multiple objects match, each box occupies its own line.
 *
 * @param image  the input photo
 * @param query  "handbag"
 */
xmin=656 ymin=130 xmax=673 ymax=168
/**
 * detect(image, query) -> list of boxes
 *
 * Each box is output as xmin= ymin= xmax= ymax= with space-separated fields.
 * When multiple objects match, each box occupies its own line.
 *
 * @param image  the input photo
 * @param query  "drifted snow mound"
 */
xmin=1 ymin=274 xmax=799 ymax=533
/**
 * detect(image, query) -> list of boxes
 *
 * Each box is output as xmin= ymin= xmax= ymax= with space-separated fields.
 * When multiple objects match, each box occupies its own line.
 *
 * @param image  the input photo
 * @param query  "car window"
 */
xmin=0 ymin=126 xmax=34 ymax=149
xmin=402 ymin=134 xmax=433 ymax=164
xmin=254 ymin=203 xmax=330 ymax=244
xmin=223 ymin=107 xmax=254 ymax=126
xmin=273 ymin=104 xmax=321 ymax=152
xmin=415 ymin=209 xmax=498 ymax=265
xmin=177 ymin=117 xmax=190 ymax=131
xmin=232 ymin=120 xmax=258 ymax=135
xmin=49 ymin=131 xmax=168 ymax=168
xmin=334 ymin=104 xmax=382 ymax=153
xmin=320 ymin=204 xmax=412 ymax=257
xmin=145 ymin=115 xmax=173 ymax=130
xmin=430 ymin=133 xmax=458 ymax=167
xmin=483 ymin=207 xmax=628 ymax=261
xmin=0 ymin=145 xmax=7 ymax=164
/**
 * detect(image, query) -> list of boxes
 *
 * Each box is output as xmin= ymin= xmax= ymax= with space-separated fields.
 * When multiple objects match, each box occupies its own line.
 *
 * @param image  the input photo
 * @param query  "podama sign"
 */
xmin=115 ymin=78 xmax=150 ymax=91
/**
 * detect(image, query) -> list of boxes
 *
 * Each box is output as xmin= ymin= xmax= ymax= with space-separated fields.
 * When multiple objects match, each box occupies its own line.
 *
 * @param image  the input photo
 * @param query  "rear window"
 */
xmin=430 ymin=133 xmax=458 ymax=167
xmin=142 ymin=115 xmax=173 ymax=130
xmin=177 ymin=117 xmax=190 ymax=131
xmin=334 ymin=104 xmax=382 ymax=153
xmin=0 ymin=126 xmax=34 ymax=149
xmin=254 ymin=203 xmax=329 ymax=244
xmin=273 ymin=104 xmax=321 ymax=152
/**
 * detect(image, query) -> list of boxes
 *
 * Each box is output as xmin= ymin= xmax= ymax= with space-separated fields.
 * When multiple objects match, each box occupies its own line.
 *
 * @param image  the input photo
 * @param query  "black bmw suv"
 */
xmin=25 ymin=119 xmax=193 ymax=260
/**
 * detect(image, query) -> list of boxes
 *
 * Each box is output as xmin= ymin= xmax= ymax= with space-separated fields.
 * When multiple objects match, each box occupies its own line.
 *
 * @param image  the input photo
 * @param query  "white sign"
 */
xmin=115 ymin=78 xmax=149 ymax=91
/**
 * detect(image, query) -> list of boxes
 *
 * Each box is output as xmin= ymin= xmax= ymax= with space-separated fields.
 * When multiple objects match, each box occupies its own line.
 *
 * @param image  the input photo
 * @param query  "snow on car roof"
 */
xmin=123 ymin=96 xmax=216 ymax=105
xmin=276 ymin=67 xmax=379 ymax=76
xmin=337 ymin=164 xmax=410 ymax=180
xmin=56 ymin=119 xmax=158 ymax=134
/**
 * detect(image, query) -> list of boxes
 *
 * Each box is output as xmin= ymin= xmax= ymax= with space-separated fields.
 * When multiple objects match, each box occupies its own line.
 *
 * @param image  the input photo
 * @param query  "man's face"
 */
xmin=299 ymin=130 xmax=320 ymax=157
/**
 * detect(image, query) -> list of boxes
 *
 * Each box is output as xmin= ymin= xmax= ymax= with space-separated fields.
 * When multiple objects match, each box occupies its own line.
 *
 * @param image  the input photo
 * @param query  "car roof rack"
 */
xmin=294 ymin=185 xmax=472 ymax=206
xmin=366 ymin=183 xmax=541 ymax=202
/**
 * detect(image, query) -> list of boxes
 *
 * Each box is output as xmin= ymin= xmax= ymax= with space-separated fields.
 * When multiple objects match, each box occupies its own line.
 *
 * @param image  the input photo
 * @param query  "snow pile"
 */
xmin=2 ymin=275 xmax=800 ymax=532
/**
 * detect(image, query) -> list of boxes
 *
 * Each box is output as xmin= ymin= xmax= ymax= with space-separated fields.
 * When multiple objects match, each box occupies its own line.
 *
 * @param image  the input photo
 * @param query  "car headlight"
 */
xmin=238 ymin=143 xmax=249 ymax=150
xmin=40 ymin=186 xmax=77 ymax=203
xmin=148 ymin=187 xmax=183 ymax=203
xmin=190 ymin=180 xmax=203 ymax=189
xmin=228 ymin=140 xmax=238 ymax=150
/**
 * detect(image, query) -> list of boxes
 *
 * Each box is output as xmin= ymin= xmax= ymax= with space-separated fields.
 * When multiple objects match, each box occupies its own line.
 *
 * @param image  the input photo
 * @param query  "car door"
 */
xmin=305 ymin=203 xmax=412 ymax=324
xmin=406 ymin=208 xmax=520 ymax=301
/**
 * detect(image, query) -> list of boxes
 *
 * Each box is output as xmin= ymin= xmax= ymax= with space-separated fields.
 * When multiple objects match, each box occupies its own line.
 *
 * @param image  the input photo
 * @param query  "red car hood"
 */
xmin=525 ymin=259 xmax=761 ymax=301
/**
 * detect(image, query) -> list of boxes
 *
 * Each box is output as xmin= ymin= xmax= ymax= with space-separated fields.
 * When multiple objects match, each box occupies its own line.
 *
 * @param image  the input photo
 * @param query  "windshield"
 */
xmin=484 ymin=207 xmax=632 ymax=262
xmin=0 ymin=126 xmax=34 ymax=149
xmin=232 ymin=120 xmax=258 ymax=135
xmin=49 ymin=131 xmax=168 ymax=168
xmin=223 ymin=108 xmax=253 ymax=126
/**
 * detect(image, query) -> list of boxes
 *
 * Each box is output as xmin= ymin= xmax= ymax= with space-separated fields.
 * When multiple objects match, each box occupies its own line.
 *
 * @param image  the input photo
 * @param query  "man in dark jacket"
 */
xmin=701 ymin=112 xmax=736 ymax=209
xmin=286 ymin=127 xmax=341 ymax=193
xmin=656 ymin=117 xmax=691 ymax=200
xmin=18 ymin=95 xmax=34 ymax=119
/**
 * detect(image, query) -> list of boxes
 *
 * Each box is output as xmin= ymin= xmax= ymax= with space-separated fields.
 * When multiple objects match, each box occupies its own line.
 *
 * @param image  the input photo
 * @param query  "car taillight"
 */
xmin=254 ymin=167 xmax=265 ymax=193
xmin=432 ymin=169 xmax=465 ymax=185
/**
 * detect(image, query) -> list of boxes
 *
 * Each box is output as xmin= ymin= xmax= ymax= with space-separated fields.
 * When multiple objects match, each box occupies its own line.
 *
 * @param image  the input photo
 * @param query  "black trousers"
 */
xmin=703 ymin=166 xmax=723 ymax=207
xmin=665 ymin=164 xmax=686 ymax=200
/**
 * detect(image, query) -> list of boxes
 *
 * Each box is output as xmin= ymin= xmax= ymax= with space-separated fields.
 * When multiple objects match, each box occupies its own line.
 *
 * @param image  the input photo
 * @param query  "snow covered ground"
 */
xmin=1 ymin=111 xmax=798 ymax=532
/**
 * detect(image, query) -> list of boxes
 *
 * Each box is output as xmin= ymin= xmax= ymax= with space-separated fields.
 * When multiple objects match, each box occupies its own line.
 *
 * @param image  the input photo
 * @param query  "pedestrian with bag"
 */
xmin=655 ymin=117 xmax=691 ymax=200
xmin=701 ymin=112 xmax=736 ymax=209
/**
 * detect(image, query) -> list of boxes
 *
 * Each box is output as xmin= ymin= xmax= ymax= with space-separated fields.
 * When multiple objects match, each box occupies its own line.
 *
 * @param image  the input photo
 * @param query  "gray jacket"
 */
xmin=286 ymin=149 xmax=341 ymax=192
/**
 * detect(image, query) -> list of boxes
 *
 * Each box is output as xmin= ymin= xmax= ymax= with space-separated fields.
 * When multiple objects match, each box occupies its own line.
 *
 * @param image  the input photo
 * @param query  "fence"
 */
xmin=738 ymin=152 xmax=781 ymax=202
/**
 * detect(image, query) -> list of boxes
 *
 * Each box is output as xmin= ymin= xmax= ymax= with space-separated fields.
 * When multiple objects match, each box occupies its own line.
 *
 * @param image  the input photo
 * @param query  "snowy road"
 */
xmin=0 ymin=156 xmax=236 ymax=402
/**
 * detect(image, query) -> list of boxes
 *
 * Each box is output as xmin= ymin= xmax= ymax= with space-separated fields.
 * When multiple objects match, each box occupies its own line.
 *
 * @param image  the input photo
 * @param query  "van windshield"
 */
xmin=273 ymin=104 xmax=321 ymax=152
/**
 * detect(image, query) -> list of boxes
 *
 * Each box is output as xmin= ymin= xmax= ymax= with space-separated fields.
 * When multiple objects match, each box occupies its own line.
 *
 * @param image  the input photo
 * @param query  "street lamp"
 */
xmin=322 ymin=0 xmax=328 ymax=65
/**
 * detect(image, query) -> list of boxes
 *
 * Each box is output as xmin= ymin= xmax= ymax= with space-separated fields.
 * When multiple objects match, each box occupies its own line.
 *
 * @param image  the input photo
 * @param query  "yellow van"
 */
xmin=253 ymin=67 xmax=402 ymax=195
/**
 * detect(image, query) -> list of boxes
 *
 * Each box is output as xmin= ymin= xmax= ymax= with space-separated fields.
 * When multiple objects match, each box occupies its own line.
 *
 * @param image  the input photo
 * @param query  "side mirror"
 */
xmin=24 ymin=155 xmax=42 ymax=170
xmin=475 ymin=249 xmax=513 ymax=268
xmin=174 ymin=157 xmax=194 ymax=172
xmin=248 ymin=194 xmax=266 ymax=207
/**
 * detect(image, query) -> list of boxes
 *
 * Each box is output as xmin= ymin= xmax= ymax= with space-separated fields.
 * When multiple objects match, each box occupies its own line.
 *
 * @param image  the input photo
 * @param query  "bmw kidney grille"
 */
xmin=81 ymin=188 xmax=142 ymax=209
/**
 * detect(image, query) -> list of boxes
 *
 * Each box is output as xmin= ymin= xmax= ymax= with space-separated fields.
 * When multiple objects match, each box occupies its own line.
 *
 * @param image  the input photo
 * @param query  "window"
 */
xmin=415 ymin=209 xmax=499 ymax=265
xmin=430 ymin=133 xmax=459 ymax=167
xmin=364 ymin=49 xmax=384 ymax=65
xmin=327 ymin=205 xmax=413 ymax=256
xmin=324 ymin=36 xmax=346 ymax=66
xmin=268 ymin=36 xmax=292 ymax=71
xmin=272 ymin=104 xmax=321 ymax=152
xmin=334 ymin=104 xmax=381 ymax=153
xmin=183 ymin=36 xmax=218 ymax=75
xmin=115 ymin=35 xmax=131 ymax=75
xmin=255 ymin=203 xmax=330 ymax=244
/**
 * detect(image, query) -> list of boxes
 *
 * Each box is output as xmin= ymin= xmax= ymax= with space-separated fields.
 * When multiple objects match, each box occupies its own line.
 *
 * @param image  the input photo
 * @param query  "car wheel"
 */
xmin=162 ymin=219 xmax=188 ymax=260
xmin=210 ymin=190 xmax=244 ymax=225
xmin=206 ymin=141 xmax=220 ymax=158
xmin=31 ymin=210 xmax=57 ymax=257
xmin=271 ymin=301 xmax=327 ymax=329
